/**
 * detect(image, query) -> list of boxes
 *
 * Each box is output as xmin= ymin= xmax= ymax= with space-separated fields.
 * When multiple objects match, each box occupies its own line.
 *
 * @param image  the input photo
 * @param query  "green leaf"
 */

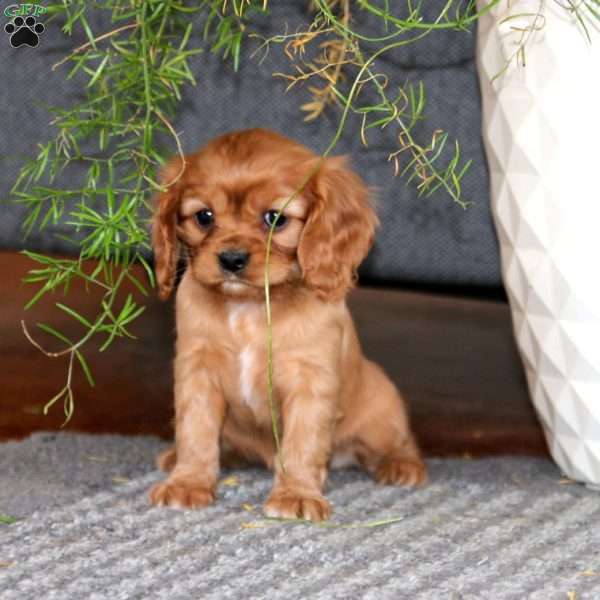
xmin=75 ymin=351 xmax=95 ymax=388
xmin=36 ymin=322 xmax=73 ymax=347
xmin=55 ymin=303 xmax=93 ymax=329
xmin=0 ymin=513 xmax=17 ymax=525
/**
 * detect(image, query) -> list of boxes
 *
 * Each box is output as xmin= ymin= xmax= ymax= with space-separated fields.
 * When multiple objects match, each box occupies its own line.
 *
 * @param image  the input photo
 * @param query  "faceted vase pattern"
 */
xmin=477 ymin=1 xmax=600 ymax=483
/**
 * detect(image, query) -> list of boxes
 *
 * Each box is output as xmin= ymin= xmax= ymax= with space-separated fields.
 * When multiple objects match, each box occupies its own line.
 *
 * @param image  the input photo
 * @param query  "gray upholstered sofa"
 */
xmin=0 ymin=2 xmax=500 ymax=289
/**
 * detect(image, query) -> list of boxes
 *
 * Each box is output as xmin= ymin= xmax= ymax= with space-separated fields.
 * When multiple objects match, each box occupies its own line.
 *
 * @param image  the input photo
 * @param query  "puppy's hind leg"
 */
xmin=353 ymin=361 xmax=427 ymax=488
xmin=156 ymin=447 xmax=177 ymax=472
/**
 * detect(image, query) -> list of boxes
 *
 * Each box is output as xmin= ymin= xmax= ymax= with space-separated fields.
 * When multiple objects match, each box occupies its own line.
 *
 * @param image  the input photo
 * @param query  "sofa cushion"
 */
xmin=0 ymin=2 xmax=500 ymax=287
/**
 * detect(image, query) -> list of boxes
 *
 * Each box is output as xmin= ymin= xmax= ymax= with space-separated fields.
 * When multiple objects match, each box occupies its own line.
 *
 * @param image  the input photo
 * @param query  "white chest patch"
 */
xmin=227 ymin=302 xmax=250 ymax=331
xmin=238 ymin=345 xmax=258 ymax=409
xmin=227 ymin=302 xmax=262 ymax=411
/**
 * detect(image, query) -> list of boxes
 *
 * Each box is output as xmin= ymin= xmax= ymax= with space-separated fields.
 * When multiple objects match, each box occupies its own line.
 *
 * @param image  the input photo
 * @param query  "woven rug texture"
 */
xmin=1 ymin=433 xmax=599 ymax=600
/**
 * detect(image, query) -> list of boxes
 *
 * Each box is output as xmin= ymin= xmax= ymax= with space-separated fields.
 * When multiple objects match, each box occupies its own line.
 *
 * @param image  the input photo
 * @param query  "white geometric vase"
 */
xmin=477 ymin=1 xmax=600 ymax=484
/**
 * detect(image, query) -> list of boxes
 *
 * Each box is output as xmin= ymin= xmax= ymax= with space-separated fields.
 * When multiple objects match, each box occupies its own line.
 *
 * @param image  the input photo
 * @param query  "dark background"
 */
xmin=0 ymin=2 xmax=501 ymax=291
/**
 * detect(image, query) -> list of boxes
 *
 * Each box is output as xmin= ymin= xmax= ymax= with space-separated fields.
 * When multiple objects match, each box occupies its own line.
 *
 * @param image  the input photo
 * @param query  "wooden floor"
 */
xmin=0 ymin=251 xmax=548 ymax=457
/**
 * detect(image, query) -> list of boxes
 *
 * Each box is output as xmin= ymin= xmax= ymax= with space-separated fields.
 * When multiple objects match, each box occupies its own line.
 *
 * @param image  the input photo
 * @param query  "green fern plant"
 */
xmin=12 ymin=0 xmax=265 ymax=420
xmin=12 ymin=0 xmax=599 ymax=423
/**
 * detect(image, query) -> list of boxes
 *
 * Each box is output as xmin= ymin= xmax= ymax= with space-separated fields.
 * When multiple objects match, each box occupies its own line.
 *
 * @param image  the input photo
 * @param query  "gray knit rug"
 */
xmin=2 ymin=433 xmax=600 ymax=600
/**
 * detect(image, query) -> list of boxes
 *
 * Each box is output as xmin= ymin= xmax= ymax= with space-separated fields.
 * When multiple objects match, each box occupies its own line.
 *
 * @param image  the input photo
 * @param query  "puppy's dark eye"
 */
xmin=263 ymin=210 xmax=287 ymax=230
xmin=195 ymin=209 xmax=214 ymax=228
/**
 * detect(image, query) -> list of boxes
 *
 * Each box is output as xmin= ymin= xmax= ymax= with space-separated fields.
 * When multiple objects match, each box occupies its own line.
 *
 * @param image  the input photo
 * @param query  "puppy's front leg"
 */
xmin=150 ymin=354 xmax=225 ymax=509
xmin=264 ymin=390 xmax=335 ymax=522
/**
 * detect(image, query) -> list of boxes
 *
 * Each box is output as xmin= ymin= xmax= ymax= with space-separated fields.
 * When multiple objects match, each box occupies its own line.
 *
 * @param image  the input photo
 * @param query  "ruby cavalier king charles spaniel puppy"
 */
xmin=149 ymin=128 xmax=426 ymax=521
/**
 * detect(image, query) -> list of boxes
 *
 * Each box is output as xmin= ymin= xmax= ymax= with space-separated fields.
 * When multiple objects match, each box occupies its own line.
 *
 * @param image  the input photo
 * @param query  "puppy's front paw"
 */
xmin=149 ymin=478 xmax=215 ymax=509
xmin=375 ymin=457 xmax=427 ymax=487
xmin=264 ymin=492 xmax=331 ymax=522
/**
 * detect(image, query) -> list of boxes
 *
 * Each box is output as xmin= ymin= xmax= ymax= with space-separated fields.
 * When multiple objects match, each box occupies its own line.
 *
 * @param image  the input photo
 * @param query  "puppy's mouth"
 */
xmin=221 ymin=278 xmax=250 ymax=290
xmin=219 ymin=274 xmax=257 ymax=295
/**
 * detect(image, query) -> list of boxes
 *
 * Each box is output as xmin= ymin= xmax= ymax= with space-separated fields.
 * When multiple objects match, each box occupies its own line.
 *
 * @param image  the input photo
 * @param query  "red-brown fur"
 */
xmin=149 ymin=129 xmax=426 ymax=521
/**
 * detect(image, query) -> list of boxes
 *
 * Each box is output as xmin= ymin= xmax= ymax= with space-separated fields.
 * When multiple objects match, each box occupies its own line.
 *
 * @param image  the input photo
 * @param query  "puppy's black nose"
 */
xmin=218 ymin=250 xmax=250 ymax=273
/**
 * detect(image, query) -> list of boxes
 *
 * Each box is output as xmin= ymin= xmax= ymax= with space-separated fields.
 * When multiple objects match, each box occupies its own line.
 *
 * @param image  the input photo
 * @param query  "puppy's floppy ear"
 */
xmin=152 ymin=157 xmax=185 ymax=300
xmin=298 ymin=156 xmax=379 ymax=301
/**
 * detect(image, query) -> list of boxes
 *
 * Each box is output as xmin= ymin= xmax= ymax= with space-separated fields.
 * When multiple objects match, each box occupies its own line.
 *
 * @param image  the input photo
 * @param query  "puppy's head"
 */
xmin=153 ymin=128 xmax=378 ymax=302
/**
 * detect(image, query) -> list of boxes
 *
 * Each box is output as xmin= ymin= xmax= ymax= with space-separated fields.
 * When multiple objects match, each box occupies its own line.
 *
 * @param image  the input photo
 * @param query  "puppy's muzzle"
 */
xmin=218 ymin=249 xmax=250 ymax=274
